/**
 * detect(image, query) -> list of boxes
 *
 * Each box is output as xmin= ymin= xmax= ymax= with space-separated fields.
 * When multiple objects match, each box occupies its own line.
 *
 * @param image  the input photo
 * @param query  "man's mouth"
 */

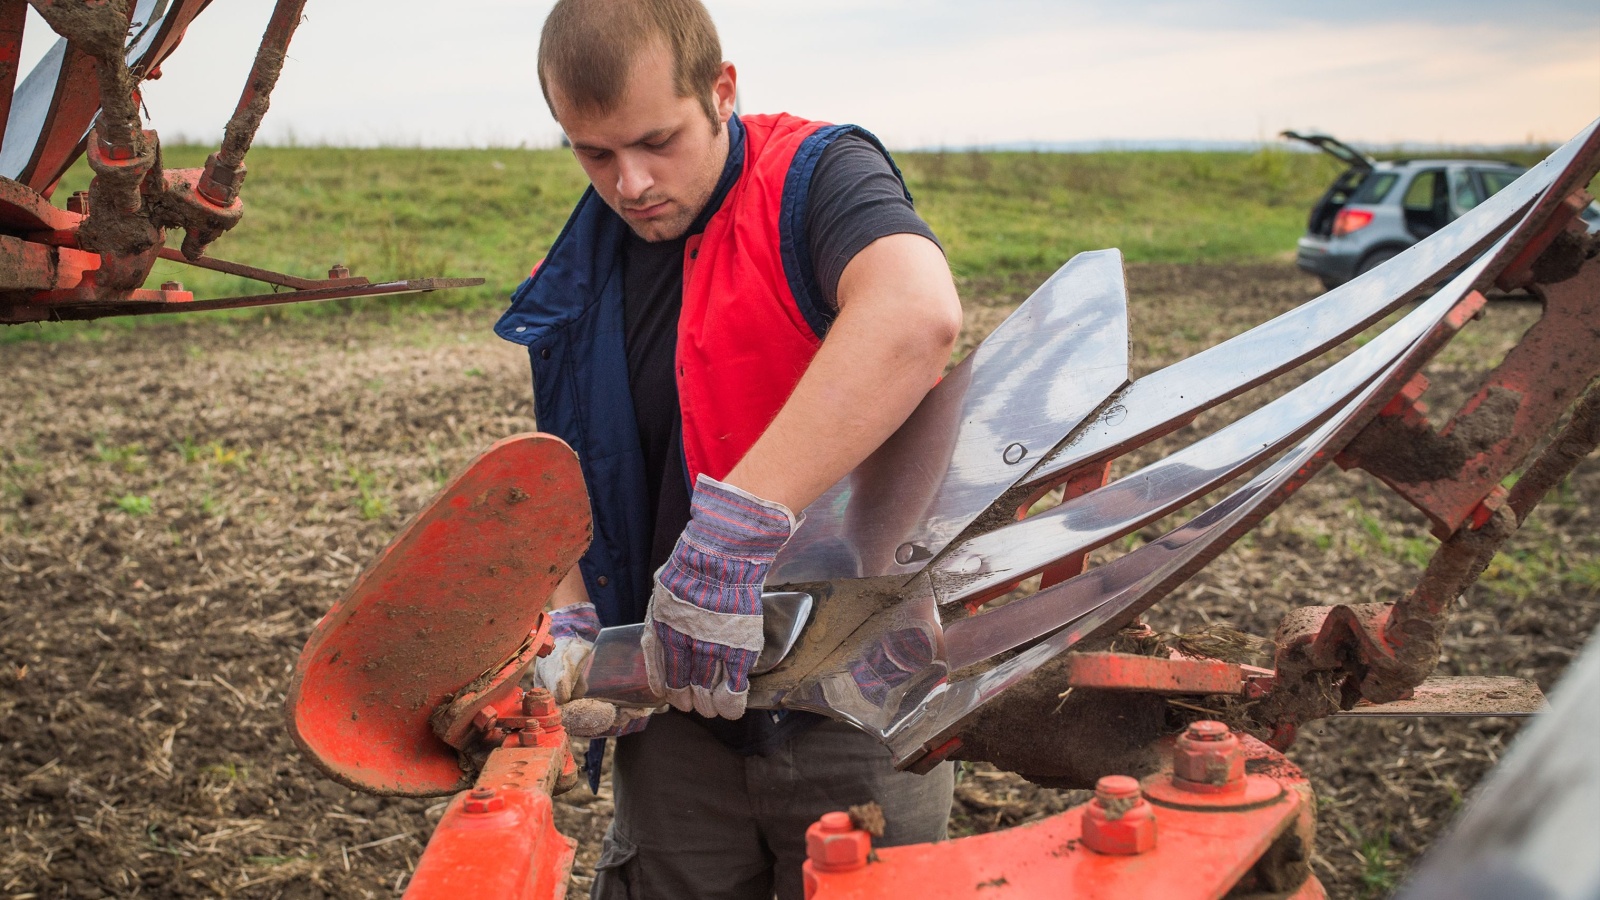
xmin=623 ymin=200 xmax=671 ymax=220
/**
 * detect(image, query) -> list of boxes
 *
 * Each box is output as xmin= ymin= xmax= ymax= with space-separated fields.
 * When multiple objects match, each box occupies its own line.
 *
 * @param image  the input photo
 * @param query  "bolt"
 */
xmin=805 ymin=811 xmax=870 ymax=872
xmin=1173 ymin=720 xmax=1245 ymax=792
xmin=472 ymin=705 xmax=498 ymax=733
xmin=161 ymin=281 xmax=184 ymax=293
xmin=894 ymin=542 xmax=928 ymax=565
xmin=67 ymin=191 xmax=90 ymax=215
xmin=328 ymin=264 xmax=350 ymax=279
xmin=1081 ymin=775 xmax=1156 ymax=855
xmin=462 ymin=786 xmax=504 ymax=814
xmin=522 ymin=687 xmax=558 ymax=718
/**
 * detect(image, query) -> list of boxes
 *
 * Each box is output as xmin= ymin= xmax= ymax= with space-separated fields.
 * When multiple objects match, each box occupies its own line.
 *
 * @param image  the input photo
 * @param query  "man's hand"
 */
xmin=642 ymin=474 xmax=797 ymax=719
xmin=534 ymin=601 xmax=654 ymax=738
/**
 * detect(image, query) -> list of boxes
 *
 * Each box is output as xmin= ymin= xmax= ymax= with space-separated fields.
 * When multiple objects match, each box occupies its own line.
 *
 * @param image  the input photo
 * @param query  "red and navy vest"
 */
xmin=496 ymin=113 xmax=909 ymax=629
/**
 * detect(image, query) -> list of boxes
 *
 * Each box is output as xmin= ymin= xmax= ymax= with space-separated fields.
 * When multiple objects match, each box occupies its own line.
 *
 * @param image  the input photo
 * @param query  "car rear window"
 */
xmin=1352 ymin=172 xmax=1399 ymax=203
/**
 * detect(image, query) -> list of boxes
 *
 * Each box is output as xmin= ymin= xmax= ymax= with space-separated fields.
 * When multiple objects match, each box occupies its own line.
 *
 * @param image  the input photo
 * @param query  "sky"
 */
xmin=17 ymin=0 xmax=1600 ymax=150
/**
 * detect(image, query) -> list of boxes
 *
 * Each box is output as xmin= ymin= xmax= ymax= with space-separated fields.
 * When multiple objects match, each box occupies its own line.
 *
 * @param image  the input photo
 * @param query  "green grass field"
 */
xmin=3 ymin=141 xmax=1569 ymax=344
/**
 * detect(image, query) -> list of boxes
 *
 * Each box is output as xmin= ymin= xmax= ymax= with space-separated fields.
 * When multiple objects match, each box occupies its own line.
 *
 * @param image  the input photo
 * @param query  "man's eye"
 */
xmin=577 ymin=148 xmax=609 ymax=161
xmin=646 ymin=137 xmax=672 ymax=150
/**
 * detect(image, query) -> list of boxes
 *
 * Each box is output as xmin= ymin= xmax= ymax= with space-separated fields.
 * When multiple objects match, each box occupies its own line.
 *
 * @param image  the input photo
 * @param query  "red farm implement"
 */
xmin=285 ymin=119 xmax=1600 ymax=897
xmin=0 ymin=0 xmax=479 ymax=326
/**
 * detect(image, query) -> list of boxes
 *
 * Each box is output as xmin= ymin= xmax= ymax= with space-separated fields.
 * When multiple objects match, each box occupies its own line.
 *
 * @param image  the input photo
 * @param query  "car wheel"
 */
xmin=1319 ymin=275 xmax=1343 ymax=291
xmin=1356 ymin=247 xmax=1401 ymax=276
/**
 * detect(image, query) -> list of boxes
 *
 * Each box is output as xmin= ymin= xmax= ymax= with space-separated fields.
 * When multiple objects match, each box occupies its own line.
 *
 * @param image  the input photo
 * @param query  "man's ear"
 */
xmin=714 ymin=61 xmax=737 ymax=124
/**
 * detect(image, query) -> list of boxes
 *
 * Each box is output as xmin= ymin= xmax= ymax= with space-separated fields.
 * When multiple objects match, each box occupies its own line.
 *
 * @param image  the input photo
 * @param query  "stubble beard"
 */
xmin=622 ymin=118 xmax=729 ymax=243
xmin=623 ymin=200 xmax=696 ymax=243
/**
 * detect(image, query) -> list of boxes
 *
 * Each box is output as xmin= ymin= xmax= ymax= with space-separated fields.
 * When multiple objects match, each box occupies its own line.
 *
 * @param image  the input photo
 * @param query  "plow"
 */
xmin=286 ymin=125 xmax=1600 ymax=896
xmin=4 ymin=3 xmax=1599 ymax=898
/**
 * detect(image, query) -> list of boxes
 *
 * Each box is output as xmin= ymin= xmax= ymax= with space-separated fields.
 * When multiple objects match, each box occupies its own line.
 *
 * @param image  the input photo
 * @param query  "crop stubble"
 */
xmin=2 ymin=262 xmax=1595 ymax=899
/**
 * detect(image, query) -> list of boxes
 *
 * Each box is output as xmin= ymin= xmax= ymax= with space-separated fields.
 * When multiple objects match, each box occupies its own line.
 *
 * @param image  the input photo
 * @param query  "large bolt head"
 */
xmin=522 ymin=688 xmax=558 ymax=718
xmin=806 ymin=812 xmax=870 ymax=872
xmin=1174 ymin=720 xmax=1246 ymax=790
xmin=463 ymin=787 xmax=505 ymax=814
xmin=1082 ymin=780 xmax=1156 ymax=855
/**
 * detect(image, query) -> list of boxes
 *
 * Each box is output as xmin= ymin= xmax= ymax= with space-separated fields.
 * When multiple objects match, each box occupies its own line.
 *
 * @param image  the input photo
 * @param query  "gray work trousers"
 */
xmin=591 ymin=710 xmax=954 ymax=900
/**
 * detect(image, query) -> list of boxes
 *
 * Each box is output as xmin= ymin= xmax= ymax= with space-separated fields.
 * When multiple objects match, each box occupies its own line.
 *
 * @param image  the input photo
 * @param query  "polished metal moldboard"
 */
xmin=767 ymin=250 xmax=1130 ymax=586
xmin=937 ymin=244 xmax=1495 ymax=670
xmin=889 ymin=350 xmax=1435 ymax=767
xmin=881 ymin=148 xmax=1594 ymax=765
xmin=773 ymin=252 xmax=1482 ymax=761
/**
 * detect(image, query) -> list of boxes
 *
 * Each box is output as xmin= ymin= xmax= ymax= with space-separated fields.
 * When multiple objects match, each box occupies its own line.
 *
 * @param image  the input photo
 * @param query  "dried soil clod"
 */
xmin=848 ymin=801 xmax=886 ymax=839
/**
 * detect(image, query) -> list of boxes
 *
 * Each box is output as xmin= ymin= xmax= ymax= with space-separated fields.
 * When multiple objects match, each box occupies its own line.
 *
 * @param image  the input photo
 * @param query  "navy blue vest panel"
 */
xmin=497 ymin=187 xmax=653 ymax=629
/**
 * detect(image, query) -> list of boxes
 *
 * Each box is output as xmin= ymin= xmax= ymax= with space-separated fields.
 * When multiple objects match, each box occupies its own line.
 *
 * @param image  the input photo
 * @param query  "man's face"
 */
xmin=551 ymin=43 xmax=736 ymax=242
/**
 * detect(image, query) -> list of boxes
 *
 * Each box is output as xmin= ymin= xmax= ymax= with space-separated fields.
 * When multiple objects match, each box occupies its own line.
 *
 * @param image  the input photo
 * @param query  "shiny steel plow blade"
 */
xmin=767 ymin=247 xmax=1495 ymax=759
xmin=750 ymin=117 xmax=1600 ymax=768
xmin=769 ymin=249 xmax=1130 ymax=585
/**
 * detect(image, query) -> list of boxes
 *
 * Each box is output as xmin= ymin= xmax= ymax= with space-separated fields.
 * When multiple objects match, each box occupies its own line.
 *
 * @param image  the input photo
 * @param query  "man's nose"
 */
xmin=616 ymin=155 xmax=653 ymax=202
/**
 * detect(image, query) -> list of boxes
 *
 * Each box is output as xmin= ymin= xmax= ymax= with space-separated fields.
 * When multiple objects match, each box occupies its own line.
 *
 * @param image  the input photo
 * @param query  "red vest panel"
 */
xmin=677 ymin=113 xmax=831 ymax=483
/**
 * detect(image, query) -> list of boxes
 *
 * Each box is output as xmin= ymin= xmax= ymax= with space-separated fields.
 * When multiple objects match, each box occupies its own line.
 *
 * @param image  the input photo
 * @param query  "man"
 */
xmin=495 ymin=1 xmax=963 ymax=896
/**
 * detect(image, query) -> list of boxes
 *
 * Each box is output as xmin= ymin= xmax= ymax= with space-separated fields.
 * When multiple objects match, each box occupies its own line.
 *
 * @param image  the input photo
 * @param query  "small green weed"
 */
xmin=1357 ymin=831 xmax=1399 ymax=898
xmin=347 ymin=466 xmax=390 ymax=520
xmin=202 ymin=761 xmax=249 ymax=781
xmin=95 ymin=441 xmax=147 ymax=473
xmin=115 ymin=494 xmax=153 ymax=516
xmin=175 ymin=438 xmax=250 ymax=469
xmin=1355 ymin=511 xmax=1435 ymax=568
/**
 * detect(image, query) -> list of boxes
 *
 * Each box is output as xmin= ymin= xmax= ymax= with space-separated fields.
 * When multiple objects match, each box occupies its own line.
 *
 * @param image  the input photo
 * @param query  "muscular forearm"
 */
xmin=725 ymin=233 xmax=962 ymax=513
xmin=547 ymin=565 xmax=589 ymax=610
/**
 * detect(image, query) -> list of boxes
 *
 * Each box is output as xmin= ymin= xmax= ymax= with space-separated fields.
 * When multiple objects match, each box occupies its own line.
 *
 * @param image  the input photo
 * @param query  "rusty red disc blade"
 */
xmin=285 ymin=433 xmax=591 ymax=796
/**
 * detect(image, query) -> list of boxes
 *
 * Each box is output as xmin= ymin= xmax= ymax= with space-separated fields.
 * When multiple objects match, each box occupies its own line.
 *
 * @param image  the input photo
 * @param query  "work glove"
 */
xmin=642 ymin=474 xmax=798 ymax=719
xmin=534 ymin=602 xmax=655 ymax=738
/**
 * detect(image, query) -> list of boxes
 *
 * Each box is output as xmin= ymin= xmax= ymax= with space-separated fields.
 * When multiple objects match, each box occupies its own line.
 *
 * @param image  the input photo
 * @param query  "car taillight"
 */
xmin=1332 ymin=209 xmax=1374 ymax=237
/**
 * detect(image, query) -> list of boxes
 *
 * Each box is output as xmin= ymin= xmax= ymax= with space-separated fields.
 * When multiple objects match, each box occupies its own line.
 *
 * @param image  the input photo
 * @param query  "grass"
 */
xmin=115 ymin=494 xmax=154 ymax=516
xmin=0 ymin=141 xmax=1526 ymax=345
xmin=1356 ymin=830 xmax=1400 ymax=898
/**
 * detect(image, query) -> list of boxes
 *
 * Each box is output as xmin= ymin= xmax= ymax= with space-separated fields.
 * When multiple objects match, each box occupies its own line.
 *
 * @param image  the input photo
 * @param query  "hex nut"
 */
xmin=1082 ymin=776 xmax=1156 ymax=855
xmin=463 ymin=786 xmax=504 ymax=814
xmin=1173 ymin=720 xmax=1245 ymax=792
xmin=806 ymin=811 xmax=870 ymax=872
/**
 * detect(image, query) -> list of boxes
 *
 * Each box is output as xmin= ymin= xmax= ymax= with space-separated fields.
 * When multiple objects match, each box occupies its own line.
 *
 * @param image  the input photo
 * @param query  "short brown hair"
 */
xmin=538 ymin=0 xmax=724 ymax=127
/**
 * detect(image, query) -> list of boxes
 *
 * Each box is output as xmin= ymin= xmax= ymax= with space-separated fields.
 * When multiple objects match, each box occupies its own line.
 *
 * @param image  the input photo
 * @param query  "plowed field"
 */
xmin=3 ymin=262 xmax=1595 ymax=899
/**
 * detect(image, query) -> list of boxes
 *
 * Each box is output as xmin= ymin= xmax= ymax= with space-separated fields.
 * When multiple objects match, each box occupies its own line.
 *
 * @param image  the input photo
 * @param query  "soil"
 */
xmin=3 ymin=261 xmax=1596 ymax=899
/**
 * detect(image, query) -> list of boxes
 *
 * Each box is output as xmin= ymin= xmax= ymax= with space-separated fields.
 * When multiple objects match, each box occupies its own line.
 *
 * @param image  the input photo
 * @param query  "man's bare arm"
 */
xmin=724 ymin=232 xmax=962 ymax=513
xmin=547 ymin=565 xmax=589 ymax=609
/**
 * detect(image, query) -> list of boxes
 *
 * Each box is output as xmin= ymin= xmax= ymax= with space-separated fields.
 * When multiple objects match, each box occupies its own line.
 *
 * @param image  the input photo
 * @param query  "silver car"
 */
xmin=1286 ymin=132 xmax=1529 ymax=290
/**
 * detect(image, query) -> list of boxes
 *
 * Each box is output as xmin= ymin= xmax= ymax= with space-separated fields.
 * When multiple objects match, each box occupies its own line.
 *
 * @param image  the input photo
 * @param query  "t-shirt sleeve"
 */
xmin=805 ymin=133 xmax=941 ymax=313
